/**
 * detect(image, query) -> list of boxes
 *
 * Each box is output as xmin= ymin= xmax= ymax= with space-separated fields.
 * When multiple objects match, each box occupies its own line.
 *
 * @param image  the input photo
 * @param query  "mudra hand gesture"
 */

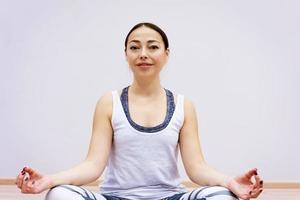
xmin=16 ymin=166 xmax=53 ymax=194
xmin=228 ymin=168 xmax=263 ymax=200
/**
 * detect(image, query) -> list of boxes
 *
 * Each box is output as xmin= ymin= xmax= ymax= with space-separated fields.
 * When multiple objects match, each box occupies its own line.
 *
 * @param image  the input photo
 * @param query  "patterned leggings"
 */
xmin=45 ymin=185 xmax=238 ymax=200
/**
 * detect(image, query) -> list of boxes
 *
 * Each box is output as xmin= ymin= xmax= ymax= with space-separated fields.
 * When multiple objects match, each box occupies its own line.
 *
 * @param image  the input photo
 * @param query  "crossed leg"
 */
xmin=45 ymin=185 xmax=121 ymax=200
xmin=177 ymin=186 xmax=238 ymax=200
xmin=45 ymin=185 xmax=238 ymax=200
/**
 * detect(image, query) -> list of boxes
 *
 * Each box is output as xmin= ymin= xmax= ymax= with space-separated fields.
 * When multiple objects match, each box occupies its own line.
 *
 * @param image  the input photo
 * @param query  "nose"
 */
xmin=139 ymin=48 xmax=148 ymax=60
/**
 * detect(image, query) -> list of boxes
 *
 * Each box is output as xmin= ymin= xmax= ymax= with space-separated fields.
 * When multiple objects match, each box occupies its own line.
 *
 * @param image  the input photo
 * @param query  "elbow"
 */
xmin=90 ymin=160 xmax=104 ymax=179
xmin=83 ymin=160 xmax=104 ymax=182
xmin=185 ymin=162 xmax=208 ymax=183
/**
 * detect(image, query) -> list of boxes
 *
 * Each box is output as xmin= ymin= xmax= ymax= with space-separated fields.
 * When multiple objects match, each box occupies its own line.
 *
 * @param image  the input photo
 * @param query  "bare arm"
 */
xmin=179 ymin=98 xmax=231 ymax=187
xmin=50 ymin=92 xmax=113 ymax=186
xmin=17 ymin=92 xmax=113 ymax=193
xmin=179 ymin=98 xmax=263 ymax=199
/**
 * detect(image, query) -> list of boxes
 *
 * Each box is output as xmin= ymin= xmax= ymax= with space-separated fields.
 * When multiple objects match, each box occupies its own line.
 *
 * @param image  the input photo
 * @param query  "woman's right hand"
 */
xmin=16 ymin=166 xmax=54 ymax=194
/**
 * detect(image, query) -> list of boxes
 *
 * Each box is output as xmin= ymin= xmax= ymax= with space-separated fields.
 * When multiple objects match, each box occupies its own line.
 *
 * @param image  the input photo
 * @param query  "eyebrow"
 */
xmin=128 ymin=39 xmax=160 ymax=44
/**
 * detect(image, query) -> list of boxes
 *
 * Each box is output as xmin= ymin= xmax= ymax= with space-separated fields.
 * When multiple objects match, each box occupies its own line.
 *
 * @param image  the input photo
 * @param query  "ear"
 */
xmin=124 ymin=50 xmax=128 ymax=62
xmin=165 ymin=48 xmax=170 ymax=56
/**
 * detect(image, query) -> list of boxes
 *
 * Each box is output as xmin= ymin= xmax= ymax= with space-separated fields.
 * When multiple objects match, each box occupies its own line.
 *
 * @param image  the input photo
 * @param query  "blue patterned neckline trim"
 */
xmin=120 ymin=86 xmax=175 ymax=133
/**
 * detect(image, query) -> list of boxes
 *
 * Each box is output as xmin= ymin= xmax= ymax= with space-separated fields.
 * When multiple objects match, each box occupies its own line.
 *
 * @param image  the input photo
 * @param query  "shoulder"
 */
xmin=168 ymin=89 xmax=195 ymax=110
xmin=96 ymin=91 xmax=113 ymax=106
xmin=179 ymin=96 xmax=198 ymax=128
xmin=183 ymin=96 xmax=197 ymax=117
xmin=170 ymin=90 xmax=196 ymax=118
xmin=173 ymin=93 xmax=197 ymax=122
xmin=94 ymin=91 xmax=113 ymax=118
xmin=183 ymin=96 xmax=194 ymax=109
xmin=170 ymin=90 xmax=195 ymax=112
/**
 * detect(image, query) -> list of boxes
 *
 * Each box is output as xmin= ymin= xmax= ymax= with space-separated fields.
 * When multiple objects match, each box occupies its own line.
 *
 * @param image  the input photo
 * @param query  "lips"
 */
xmin=136 ymin=63 xmax=154 ymax=69
xmin=136 ymin=63 xmax=153 ymax=66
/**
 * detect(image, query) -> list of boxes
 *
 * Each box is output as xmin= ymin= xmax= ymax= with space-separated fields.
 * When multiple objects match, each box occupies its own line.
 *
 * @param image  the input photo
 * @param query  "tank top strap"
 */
xmin=111 ymin=90 xmax=118 ymax=103
xmin=111 ymin=90 xmax=127 ymax=128
xmin=170 ymin=94 xmax=185 ymax=130
xmin=177 ymin=94 xmax=184 ymax=116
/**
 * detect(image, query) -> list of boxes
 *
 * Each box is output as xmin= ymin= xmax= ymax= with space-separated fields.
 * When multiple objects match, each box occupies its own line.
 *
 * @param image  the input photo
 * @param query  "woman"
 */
xmin=16 ymin=22 xmax=263 ymax=200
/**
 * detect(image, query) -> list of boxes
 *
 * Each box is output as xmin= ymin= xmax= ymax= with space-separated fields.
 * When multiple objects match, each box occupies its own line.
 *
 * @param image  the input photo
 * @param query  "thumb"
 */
xmin=24 ymin=166 xmax=43 ymax=179
xmin=244 ymin=168 xmax=257 ymax=179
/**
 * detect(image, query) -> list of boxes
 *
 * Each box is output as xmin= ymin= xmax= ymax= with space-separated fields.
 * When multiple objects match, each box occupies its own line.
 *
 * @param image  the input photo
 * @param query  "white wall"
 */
xmin=1 ymin=0 xmax=299 ymax=181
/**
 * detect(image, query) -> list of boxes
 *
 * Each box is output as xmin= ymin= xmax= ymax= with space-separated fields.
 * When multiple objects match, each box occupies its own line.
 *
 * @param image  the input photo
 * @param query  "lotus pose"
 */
xmin=16 ymin=22 xmax=263 ymax=200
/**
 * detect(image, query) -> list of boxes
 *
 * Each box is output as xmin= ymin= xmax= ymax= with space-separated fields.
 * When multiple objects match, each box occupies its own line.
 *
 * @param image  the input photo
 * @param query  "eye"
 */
xmin=129 ymin=46 xmax=139 ymax=50
xmin=149 ymin=45 xmax=159 ymax=50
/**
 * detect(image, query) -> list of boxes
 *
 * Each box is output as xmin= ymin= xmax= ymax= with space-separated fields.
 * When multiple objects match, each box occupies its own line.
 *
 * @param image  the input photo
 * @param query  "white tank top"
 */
xmin=100 ymin=88 xmax=187 ymax=200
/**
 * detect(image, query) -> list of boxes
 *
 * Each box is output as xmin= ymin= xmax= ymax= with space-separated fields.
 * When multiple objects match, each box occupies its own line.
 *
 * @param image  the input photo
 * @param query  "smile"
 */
xmin=136 ymin=63 xmax=153 ymax=66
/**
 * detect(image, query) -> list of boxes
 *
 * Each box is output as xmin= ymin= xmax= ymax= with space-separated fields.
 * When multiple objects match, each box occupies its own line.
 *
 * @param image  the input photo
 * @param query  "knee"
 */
xmin=202 ymin=186 xmax=238 ymax=200
xmin=45 ymin=185 xmax=68 ymax=200
xmin=190 ymin=186 xmax=238 ymax=200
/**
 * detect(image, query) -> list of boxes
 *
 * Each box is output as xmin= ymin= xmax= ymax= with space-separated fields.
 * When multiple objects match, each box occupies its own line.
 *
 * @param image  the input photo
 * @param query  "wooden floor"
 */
xmin=1 ymin=185 xmax=300 ymax=200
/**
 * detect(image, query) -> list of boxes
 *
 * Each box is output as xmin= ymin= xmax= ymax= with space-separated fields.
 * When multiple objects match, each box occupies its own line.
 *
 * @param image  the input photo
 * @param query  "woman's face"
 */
xmin=125 ymin=26 xmax=169 ymax=78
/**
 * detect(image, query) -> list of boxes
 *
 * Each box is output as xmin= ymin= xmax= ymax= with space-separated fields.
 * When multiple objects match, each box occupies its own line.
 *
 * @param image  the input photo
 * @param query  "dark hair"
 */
xmin=124 ymin=22 xmax=169 ymax=51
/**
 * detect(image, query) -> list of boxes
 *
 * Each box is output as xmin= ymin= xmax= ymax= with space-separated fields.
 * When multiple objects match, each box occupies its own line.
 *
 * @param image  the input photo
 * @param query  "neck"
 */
xmin=130 ymin=76 xmax=163 ymax=97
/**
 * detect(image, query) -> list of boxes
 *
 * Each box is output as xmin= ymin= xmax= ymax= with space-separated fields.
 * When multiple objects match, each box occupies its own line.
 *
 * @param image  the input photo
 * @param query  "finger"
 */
xmin=258 ymin=178 xmax=263 ymax=189
xmin=21 ymin=185 xmax=33 ymax=194
xmin=253 ymin=175 xmax=262 ymax=189
xmin=16 ymin=170 xmax=26 ymax=189
xmin=25 ymin=179 xmax=41 ymax=194
xmin=21 ymin=172 xmax=33 ymax=193
xmin=253 ymin=175 xmax=264 ymax=190
xmin=260 ymin=179 xmax=264 ymax=188
xmin=250 ymin=188 xmax=263 ymax=198
xmin=245 ymin=168 xmax=258 ymax=179
xmin=240 ymin=193 xmax=251 ymax=200
xmin=21 ymin=175 xmax=30 ymax=193
xmin=24 ymin=179 xmax=36 ymax=193
xmin=16 ymin=174 xmax=22 ymax=188
xmin=23 ymin=166 xmax=39 ymax=176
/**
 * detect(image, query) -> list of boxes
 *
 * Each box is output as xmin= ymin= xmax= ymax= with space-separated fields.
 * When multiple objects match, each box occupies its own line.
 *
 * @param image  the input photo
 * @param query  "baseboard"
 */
xmin=1 ymin=178 xmax=299 ymax=189
xmin=181 ymin=181 xmax=300 ymax=189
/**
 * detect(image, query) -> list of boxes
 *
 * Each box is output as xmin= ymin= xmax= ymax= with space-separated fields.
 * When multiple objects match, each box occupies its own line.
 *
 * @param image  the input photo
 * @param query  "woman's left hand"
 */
xmin=227 ymin=168 xmax=263 ymax=200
